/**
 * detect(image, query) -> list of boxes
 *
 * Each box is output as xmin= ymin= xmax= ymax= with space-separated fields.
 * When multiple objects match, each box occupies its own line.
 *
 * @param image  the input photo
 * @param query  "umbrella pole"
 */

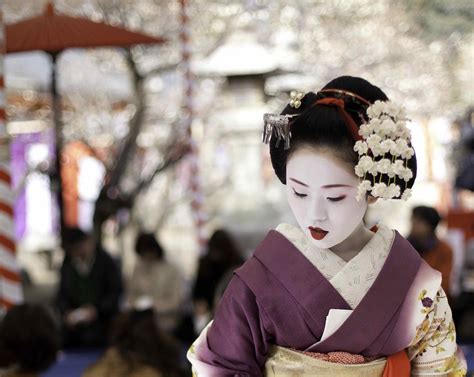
xmin=50 ymin=52 xmax=65 ymax=238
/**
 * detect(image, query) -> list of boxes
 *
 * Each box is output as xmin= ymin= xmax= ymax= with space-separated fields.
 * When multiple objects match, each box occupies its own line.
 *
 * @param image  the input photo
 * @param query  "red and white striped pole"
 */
xmin=180 ymin=0 xmax=207 ymax=254
xmin=0 ymin=8 xmax=23 ymax=312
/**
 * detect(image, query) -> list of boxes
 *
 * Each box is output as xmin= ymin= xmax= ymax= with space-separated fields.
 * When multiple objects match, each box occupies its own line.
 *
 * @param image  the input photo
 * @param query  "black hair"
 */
xmin=135 ymin=233 xmax=164 ymax=260
xmin=207 ymin=229 xmax=243 ymax=267
xmin=412 ymin=206 xmax=442 ymax=231
xmin=110 ymin=309 xmax=187 ymax=377
xmin=62 ymin=227 xmax=89 ymax=246
xmin=0 ymin=304 xmax=59 ymax=373
xmin=269 ymin=76 xmax=417 ymax=198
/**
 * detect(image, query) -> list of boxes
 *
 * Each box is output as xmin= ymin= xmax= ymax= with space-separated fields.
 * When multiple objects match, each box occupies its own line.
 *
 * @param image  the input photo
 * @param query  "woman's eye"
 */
xmin=292 ymin=189 xmax=307 ymax=198
xmin=327 ymin=196 xmax=346 ymax=202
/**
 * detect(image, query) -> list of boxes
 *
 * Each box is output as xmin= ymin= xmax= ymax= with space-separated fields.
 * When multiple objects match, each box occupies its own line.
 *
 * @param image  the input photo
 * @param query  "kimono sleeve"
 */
xmin=188 ymin=274 xmax=272 ymax=376
xmin=408 ymin=288 xmax=467 ymax=376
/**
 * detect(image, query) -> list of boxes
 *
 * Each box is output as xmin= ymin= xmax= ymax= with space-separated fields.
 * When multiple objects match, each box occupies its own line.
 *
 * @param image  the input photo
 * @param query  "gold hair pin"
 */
xmin=289 ymin=91 xmax=305 ymax=109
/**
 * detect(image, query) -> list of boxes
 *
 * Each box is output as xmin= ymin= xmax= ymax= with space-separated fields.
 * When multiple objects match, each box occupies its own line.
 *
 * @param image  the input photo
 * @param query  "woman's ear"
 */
xmin=367 ymin=195 xmax=378 ymax=205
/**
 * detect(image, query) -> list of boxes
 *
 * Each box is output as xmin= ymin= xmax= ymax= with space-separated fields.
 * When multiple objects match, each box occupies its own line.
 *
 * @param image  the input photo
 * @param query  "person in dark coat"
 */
xmin=191 ymin=229 xmax=244 ymax=334
xmin=57 ymin=228 xmax=123 ymax=348
xmin=408 ymin=206 xmax=454 ymax=297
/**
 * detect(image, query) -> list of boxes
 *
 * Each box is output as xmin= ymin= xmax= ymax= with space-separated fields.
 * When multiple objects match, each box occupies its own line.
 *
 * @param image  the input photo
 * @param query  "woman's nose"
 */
xmin=309 ymin=197 xmax=328 ymax=222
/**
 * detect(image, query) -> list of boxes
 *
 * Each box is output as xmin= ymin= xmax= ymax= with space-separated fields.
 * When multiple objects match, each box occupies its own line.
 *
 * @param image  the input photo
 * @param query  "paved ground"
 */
xmin=41 ymin=348 xmax=103 ymax=377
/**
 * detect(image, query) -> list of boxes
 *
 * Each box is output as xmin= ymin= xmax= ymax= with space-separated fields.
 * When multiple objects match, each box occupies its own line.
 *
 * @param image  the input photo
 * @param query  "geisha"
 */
xmin=187 ymin=76 xmax=467 ymax=376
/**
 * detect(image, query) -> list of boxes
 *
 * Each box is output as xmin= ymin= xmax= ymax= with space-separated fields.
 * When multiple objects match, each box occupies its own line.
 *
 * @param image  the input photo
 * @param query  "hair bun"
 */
xmin=322 ymin=76 xmax=389 ymax=104
xmin=267 ymin=75 xmax=417 ymax=199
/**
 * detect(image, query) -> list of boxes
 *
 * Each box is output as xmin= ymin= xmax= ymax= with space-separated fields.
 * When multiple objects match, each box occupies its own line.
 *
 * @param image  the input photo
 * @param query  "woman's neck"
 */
xmin=329 ymin=222 xmax=375 ymax=262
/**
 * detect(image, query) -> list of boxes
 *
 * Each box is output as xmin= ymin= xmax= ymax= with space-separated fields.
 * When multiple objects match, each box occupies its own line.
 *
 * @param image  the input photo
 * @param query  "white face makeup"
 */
xmin=286 ymin=147 xmax=368 ymax=250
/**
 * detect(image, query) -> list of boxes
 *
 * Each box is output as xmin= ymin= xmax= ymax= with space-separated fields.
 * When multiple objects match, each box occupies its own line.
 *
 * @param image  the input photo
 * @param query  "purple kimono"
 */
xmin=188 ymin=229 xmax=464 ymax=376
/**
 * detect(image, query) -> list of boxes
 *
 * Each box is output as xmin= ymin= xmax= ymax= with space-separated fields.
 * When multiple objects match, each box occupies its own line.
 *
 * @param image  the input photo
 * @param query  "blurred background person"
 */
xmin=192 ymin=229 xmax=244 ymax=334
xmin=57 ymin=227 xmax=123 ymax=348
xmin=0 ymin=304 xmax=60 ymax=376
xmin=126 ymin=232 xmax=185 ymax=333
xmin=408 ymin=206 xmax=454 ymax=297
xmin=83 ymin=308 xmax=189 ymax=377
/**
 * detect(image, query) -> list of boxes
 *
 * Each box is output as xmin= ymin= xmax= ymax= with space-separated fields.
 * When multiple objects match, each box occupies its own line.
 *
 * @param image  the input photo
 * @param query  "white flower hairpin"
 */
xmin=354 ymin=100 xmax=415 ymax=202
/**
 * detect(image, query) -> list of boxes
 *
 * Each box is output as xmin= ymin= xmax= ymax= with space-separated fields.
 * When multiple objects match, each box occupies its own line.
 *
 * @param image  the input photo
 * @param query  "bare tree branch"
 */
xmin=145 ymin=62 xmax=180 ymax=77
xmin=108 ymin=49 xmax=145 ymax=187
xmin=128 ymin=141 xmax=190 ymax=199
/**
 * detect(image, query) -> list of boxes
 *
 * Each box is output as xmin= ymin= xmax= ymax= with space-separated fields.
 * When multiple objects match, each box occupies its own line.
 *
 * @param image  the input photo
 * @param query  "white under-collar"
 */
xmin=276 ymin=223 xmax=395 ymax=308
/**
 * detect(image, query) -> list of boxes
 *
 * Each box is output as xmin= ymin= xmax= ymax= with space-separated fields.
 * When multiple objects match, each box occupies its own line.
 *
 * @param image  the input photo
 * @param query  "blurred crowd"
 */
xmin=0 ymin=227 xmax=245 ymax=376
xmin=0 ymin=209 xmax=473 ymax=376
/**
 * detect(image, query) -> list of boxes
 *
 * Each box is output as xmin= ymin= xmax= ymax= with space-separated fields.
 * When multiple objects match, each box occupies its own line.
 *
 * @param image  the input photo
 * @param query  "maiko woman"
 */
xmin=188 ymin=76 xmax=466 ymax=377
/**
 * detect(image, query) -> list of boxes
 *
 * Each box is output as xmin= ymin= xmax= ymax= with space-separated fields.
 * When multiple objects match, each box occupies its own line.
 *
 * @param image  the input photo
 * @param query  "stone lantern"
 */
xmin=195 ymin=31 xmax=281 ymax=209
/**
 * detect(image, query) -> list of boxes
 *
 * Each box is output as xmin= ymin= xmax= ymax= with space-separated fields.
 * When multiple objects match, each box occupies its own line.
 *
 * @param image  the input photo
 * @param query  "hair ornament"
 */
xmin=354 ymin=100 xmax=414 ymax=202
xmin=289 ymin=91 xmax=305 ymax=109
xmin=315 ymin=97 xmax=363 ymax=142
xmin=262 ymin=113 xmax=297 ymax=150
xmin=319 ymin=89 xmax=371 ymax=107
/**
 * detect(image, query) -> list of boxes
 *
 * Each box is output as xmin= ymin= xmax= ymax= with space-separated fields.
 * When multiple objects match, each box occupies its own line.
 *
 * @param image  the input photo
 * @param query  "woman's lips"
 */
xmin=309 ymin=227 xmax=329 ymax=240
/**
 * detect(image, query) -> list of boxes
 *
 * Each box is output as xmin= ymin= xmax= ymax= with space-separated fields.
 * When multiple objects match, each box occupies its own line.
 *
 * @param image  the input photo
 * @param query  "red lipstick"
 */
xmin=309 ymin=227 xmax=329 ymax=240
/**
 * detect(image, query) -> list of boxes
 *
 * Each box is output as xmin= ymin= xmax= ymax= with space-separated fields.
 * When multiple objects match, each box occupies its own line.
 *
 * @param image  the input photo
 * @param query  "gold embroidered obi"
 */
xmin=264 ymin=346 xmax=387 ymax=377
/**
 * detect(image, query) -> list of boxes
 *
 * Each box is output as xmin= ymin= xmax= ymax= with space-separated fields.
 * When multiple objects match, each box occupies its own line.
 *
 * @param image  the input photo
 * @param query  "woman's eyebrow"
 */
xmin=289 ymin=179 xmax=352 ymax=189
xmin=289 ymin=178 xmax=309 ymax=187
xmin=321 ymin=184 xmax=352 ymax=188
